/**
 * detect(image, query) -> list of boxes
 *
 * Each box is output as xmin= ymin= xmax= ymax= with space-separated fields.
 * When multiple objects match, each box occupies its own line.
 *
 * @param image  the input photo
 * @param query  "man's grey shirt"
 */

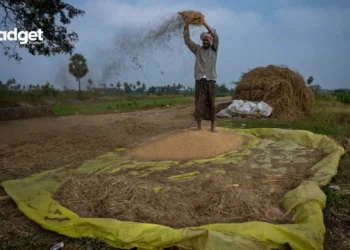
xmin=184 ymin=29 xmax=219 ymax=81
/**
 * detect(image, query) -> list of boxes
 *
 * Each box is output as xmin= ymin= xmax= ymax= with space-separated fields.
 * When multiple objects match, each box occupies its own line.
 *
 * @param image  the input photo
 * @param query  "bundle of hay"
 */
xmin=232 ymin=65 xmax=314 ymax=120
xmin=179 ymin=10 xmax=205 ymax=25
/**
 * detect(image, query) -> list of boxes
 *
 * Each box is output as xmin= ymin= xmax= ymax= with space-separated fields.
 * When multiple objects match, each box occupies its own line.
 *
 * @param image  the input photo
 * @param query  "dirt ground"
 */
xmin=0 ymin=102 xmax=332 ymax=249
xmin=0 ymin=105 xmax=201 ymax=249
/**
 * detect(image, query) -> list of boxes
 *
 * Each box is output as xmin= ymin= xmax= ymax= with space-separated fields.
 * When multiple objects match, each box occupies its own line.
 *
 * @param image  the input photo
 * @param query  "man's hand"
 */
xmin=203 ymin=21 xmax=215 ymax=34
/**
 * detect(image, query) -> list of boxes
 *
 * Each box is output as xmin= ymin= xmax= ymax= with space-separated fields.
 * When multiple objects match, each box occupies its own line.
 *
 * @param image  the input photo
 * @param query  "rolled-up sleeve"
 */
xmin=211 ymin=30 xmax=219 ymax=51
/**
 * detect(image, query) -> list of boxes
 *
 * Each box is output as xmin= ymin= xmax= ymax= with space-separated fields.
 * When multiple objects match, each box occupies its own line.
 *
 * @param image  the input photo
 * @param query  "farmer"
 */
xmin=183 ymin=21 xmax=219 ymax=133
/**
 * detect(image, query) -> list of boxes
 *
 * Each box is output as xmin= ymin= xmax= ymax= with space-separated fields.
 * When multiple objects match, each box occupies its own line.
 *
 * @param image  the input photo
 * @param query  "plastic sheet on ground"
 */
xmin=216 ymin=100 xmax=273 ymax=118
xmin=1 ymin=128 xmax=344 ymax=250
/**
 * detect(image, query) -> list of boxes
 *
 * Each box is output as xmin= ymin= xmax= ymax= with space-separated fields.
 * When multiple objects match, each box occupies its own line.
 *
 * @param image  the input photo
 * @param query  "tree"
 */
xmin=87 ymin=79 xmax=93 ymax=90
xmin=136 ymin=81 xmax=141 ymax=87
xmin=6 ymin=78 xmax=16 ymax=87
xmin=68 ymin=53 xmax=89 ymax=91
xmin=307 ymin=76 xmax=314 ymax=86
xmin=310 ymin=84 xmax=321 ymax=94
xmin=148 ymin=86 xmax=156 ymax=94
xmin=123 ymin=82 xmax=132 ymax=93
xmin=0 ymin=0 xmax=85 ymax=62
xmin=116 ymin=82 xmax=121 ymax=90
xmin=110 ymin=83 xmax=114 ymax=88
xmin=219 ymin=84 xmax=229 ymax=93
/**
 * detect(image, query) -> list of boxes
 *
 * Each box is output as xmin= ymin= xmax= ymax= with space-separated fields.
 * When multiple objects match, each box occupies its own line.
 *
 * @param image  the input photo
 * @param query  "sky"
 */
xmin=0 ymin=0 xmax=349 ymax=90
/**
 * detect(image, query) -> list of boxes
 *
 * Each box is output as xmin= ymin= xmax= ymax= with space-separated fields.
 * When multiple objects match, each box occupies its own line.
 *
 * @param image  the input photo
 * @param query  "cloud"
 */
xmin=77 ymin=0 xmax=263 ymax=32
xmin=0 ymin=0 xmax=349 ymax=90
xmin=275 ymin=6 xmax=350 ymax=33
xmin=68 ymin=0 xmax=265 ymax=85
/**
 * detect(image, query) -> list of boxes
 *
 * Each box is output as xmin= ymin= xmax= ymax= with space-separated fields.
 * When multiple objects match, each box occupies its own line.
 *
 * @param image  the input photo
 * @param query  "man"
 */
xmin=183 ymin=21 xmax=219 ymax=133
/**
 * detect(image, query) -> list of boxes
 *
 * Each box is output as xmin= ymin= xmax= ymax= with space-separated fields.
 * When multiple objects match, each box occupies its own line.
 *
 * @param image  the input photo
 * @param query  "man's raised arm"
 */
xmin=183 ymin=25 xmax=199 ymax=54
xmin=203 ymin=22 xmax=219 ymax=51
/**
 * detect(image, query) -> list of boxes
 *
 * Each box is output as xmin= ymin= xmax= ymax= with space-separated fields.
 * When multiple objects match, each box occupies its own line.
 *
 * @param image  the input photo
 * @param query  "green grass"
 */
xmin=324 ymin=156 xmax=350 ymax=250
xmin=218 ymin=100 xmax=350 ymax=137
xmin=53 ymin=97 xmax=193 ymax=116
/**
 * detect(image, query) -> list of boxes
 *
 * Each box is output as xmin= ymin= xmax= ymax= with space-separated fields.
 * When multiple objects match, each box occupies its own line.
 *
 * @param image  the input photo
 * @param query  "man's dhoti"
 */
xmin=193 ymin=78 xmax=216 ymax=122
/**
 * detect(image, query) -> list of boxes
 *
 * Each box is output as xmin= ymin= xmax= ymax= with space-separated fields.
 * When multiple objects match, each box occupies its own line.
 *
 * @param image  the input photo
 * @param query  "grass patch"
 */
xmin=53 ymin=97 xmax=193 ymax=116
xmin=218 ymin=100 xmax=350 ymax=137
xmin=324 ymin=156 xmax=350 ymax=250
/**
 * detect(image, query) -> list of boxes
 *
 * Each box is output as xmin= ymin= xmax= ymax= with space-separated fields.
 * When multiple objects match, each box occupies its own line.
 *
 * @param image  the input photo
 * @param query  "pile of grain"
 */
xmin=124 ymin=129 xmax=247 ymax=161
xmin=232 ymin=65 xmax=314 ymax=120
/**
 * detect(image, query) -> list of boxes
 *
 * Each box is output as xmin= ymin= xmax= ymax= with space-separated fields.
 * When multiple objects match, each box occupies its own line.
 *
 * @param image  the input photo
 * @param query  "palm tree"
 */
xmin=116 ymin=82 xmax=121 ymax=90
xmin=68 ymin=53 xmax=89 ymax=91
xmin=87 ymin=79 xmax=93 ymax=90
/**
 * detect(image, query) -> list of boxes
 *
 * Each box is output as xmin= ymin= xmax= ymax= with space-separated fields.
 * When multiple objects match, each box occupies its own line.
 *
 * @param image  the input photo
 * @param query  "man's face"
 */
xmin=202 ymin=37 xmax=211 ymax=48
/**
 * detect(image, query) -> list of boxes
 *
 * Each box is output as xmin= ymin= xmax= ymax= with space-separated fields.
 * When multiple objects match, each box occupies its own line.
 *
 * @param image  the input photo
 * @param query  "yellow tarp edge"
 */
xmin=1 ymin=128 xmax=345 ymax=250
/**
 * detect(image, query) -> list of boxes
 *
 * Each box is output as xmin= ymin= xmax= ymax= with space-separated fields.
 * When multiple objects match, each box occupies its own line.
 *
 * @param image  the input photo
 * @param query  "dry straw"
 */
xmin=55 ymin=170 xmax=292 ymax=228
xmin=233 ymin=65 xmax=314 ymax=120
xmin=54 ymin=135 xmax=327 ymax=228
xmin=178 ymin=10 xmax=205 ymax=25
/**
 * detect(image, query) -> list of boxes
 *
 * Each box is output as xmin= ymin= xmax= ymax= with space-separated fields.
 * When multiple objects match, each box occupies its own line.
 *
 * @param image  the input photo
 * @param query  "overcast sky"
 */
xmin=0 ymin=0 xmax=349 ymax=90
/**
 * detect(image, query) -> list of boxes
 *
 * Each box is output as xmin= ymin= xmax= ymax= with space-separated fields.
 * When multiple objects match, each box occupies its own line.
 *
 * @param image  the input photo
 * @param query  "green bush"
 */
xmin=335 ymin=92 xmax=350 ymax=104
xmin=315 ymin=94 xmax=337 ymax=102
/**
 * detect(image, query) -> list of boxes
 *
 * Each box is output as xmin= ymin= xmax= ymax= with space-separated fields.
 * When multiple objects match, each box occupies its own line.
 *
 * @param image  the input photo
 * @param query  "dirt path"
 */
xmin=0 ymin=104 xmax=215 ymax=249
xmin=0 ymin=106 xmax=189 ymax=144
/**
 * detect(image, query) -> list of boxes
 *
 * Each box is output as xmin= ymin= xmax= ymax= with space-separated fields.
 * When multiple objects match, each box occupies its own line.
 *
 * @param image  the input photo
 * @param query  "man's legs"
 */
xmin=194 ymin=80 xmax=203 ymax=130
xmin=197 ymin=120 xmax=202 ymax=130
xmin=209 ymin=80 xmax=216 ymax=133
xmin=211 ymin=120 xmax=216 ymax=133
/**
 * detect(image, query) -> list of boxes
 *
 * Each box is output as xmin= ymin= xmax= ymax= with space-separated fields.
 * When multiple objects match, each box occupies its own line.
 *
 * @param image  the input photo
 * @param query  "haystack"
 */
xmin=179 ymin=10 xmax=205 ymax=25
xmin=232 ymin=65 xmax=314 ymax=120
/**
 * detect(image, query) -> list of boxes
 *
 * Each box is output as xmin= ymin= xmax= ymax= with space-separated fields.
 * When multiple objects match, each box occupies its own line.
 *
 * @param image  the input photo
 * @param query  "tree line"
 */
xmin=0 ymin=78 xmax=233 ymax=96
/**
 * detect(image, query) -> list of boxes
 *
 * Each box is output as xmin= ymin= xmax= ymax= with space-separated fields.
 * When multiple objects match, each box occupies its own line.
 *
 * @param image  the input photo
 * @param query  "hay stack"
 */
xmin=179 ymin=10 xmax=205 ymax=25
xmin=232 ymin=65 xmax=314 ymax=120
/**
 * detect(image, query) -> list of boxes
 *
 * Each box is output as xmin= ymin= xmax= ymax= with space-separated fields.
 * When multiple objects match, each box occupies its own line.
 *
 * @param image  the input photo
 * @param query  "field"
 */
xmin=53 ymin=97 xmax=194 ymax=116
xmin=0 ymin=95 xmax=349 ymax=249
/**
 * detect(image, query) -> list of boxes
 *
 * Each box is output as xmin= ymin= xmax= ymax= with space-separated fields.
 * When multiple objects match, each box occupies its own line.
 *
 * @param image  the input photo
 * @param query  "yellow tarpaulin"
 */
xmin=1 ymin=128 xmax=344 ymax=250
